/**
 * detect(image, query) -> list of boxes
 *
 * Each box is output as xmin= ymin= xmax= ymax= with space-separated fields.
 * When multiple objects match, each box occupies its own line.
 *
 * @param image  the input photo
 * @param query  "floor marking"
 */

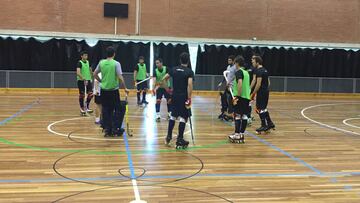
xmin=301 ymin=103 xmax=360 ymax=136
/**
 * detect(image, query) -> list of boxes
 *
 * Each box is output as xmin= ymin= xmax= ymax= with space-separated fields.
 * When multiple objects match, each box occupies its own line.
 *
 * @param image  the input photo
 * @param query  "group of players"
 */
xmin=75 ymin=47 xmax=274 ymax=147
xmin=220 ymin=54 xmax=275 ymax=143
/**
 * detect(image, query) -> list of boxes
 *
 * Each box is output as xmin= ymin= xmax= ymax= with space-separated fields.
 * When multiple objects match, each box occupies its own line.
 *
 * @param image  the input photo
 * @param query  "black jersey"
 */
xmin=169 ymin=65 xmax=194 ymax=95
xmin=256 ymin=67 xmax=269 ymax=91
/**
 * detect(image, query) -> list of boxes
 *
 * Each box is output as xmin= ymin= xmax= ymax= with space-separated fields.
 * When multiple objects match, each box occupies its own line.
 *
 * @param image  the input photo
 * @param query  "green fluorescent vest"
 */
xmin=136 ymin=63 xmax=147 ymax=80
xmin=232 ymin=68 xmax=250 ymax=100
xmin=99 ymin=59 xmax=119 ymax=90
xmin=77 ymin=60 xmax=92 ymax=81
xmin=155 ymin=66 xmax=170 ymax=87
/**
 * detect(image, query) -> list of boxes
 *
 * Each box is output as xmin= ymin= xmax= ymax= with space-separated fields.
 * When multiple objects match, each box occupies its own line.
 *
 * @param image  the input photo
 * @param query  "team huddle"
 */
xmin=75 ymin=47 xmax=274 ymax=148
xmin=220 ymin=55 xmax=275 ymax=143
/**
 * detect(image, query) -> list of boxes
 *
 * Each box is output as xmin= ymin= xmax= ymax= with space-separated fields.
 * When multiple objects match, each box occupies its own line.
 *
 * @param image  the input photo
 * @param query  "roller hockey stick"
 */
xmin=188 ymin=109 xmax=195 ymax=145
xmin=135 ymin=77 xmax=151 ymax=86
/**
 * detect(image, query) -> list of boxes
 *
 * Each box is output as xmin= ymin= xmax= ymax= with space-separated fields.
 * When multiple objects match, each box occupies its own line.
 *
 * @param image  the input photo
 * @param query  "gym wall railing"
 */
xmin=0 ymin=70 xmax=359 ymax=93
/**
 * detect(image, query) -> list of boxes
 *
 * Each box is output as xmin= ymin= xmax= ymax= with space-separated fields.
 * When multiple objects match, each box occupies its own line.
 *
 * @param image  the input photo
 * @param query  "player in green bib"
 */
xmin=76 ymin=51 xmax=94 ymax=115
xmin=228 ymin=55 xmax=251 ymax=144
xmin=93 ymin=47 xmax=129 ymax=137
xmin=133 ymin=56 xmax=149 ymax=106
xmin=152 ymin=58 xmax=172 ymax=122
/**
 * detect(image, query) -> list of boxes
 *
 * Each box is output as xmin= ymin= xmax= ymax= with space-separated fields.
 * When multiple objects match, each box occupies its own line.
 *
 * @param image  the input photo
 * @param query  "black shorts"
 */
xmin=77 ymin=80 xmax=93 ymax=94
xmin=256 ymin=90 xmax=269 ymax=110
xmin=171 ymin=94 xmax=191 ymax=119
xmin=156 ymin=88 xmax=171 ymax=100
xmin=101 ymin=89 xmax=121 ymax=107
xmin=233 ymin=97 xmax=250 ymax=115
xmin=94 ymin=95 xmax=101 ymax=104
xmin=136 ymin=80 xmax=148 ymax=91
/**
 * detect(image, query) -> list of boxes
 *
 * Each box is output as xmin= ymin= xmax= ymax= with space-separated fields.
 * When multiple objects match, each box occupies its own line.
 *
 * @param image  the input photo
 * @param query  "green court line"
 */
xmin=0 ymin=101 xmax=229 ymax=155
xmin=0 ymin=137 xmax=228 ymax=155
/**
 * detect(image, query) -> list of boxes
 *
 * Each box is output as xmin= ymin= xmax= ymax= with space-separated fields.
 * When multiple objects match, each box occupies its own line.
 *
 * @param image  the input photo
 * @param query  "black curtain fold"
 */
xmin=196 ymin=44 xmax=360 ymax=78
xmin=0 ymin=37 xmax=150 ymax=72
xmin=153 ymin=43 xmax=189 ymax=69
xmin=1 ymin=37 xmax=359 ymax=78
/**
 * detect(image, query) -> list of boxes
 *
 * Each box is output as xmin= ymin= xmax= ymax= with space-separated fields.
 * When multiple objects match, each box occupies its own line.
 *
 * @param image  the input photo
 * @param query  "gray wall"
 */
xmin=0 ymin=70 xmax=358 ymax=93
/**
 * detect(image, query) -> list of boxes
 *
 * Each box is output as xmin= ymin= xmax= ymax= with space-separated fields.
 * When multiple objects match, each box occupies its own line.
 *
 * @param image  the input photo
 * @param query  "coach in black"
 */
xmin=251 ymin=56 xmax=275 ymax=134
xmin=162 ymin=52 xmax=194 ymax=149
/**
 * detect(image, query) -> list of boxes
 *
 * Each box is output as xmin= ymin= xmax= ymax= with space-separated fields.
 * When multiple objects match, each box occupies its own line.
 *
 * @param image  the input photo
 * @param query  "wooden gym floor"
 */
xmin=0 ymin=92 xmax=360 ymax=202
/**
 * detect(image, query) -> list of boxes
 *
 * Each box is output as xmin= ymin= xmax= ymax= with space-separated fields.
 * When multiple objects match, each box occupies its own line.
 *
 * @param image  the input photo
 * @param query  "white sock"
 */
xmin=95 ymin=117 xmax=100 ymax=122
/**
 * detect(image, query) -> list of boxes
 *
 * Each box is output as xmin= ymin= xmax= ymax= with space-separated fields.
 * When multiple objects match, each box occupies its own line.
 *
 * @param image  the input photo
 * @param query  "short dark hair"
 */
xmin=234 ymin=55 xmax=245 ymax=67
xmin=80 ymin=51 xmax=88 ymax=56
xmin=179 ymin=52 xmax=190 ymax=65
xmin=228 ymin=55 xmax=235 ymax=61
xmin=106 ymin=46 xmax=115 ymax=57
xmin=253 ymin=55 xmax=263 ymax=65
xmin=139 ymin=56 xmax=145 ymax=60
xmin=155 ymin=58 xmax=163 ymax=63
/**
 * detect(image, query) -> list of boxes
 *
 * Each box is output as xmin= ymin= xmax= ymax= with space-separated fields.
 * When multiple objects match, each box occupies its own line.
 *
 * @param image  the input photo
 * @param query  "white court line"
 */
xmin=301 ymin=103 xmax=360 ymax=136
xmin=47 ymin=116 xmax=190 ymax=141
xmin=343 ymin=118 xmax=360 ymax=129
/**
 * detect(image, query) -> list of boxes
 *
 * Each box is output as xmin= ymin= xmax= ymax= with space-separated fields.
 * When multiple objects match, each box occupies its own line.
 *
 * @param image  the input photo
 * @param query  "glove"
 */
xmin=232 ymin=97 xmax=239 ymax=105
xmin=185 ymin=98 xmax=192 ymax=109
xmin=251 ymin=93 xmax=256 ymax=101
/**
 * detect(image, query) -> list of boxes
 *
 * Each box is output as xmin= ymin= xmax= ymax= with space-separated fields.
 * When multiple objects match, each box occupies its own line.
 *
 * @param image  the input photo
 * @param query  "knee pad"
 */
xmin=242 ymin=115 xmax=248 ymax=120
xmin=156 ymin=99 xmax=161 ymax=104
xmin=179 ymin=117 xmax=187 ymax=123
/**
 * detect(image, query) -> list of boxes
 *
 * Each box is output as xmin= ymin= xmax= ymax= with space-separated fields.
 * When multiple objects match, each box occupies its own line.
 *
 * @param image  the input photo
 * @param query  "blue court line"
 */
xmin=223 ymin=120 xmax=324 ymax=175
xmin=122 ymin=131 xmax=136 ymax=180
xmin=1 ymin=172 xmax=360 ymax=184
xmin=246 ymin=131 xmax=324 ymax=175
xmin=0 ymin=100 xmax=37 ymax=126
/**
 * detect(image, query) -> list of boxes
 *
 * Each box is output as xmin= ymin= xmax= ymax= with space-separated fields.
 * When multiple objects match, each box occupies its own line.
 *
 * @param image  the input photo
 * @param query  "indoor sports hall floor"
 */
xmin=0 ymin=93 xmax=359 ymax=202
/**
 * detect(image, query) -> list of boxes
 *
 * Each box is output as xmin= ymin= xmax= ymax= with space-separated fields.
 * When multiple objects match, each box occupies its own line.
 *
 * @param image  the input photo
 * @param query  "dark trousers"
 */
xmin=101 ymin=89 xmax=124 ymax=134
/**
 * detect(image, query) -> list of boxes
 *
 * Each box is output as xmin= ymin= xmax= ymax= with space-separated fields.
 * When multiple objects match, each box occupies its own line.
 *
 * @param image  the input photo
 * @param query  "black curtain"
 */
xmin=0 ymin=37 xmax=150 ymax=72
xmin=153 ymin=43 xmax=189 ymax=69
xmin=196 ymin=44 xmax=360 ymax=78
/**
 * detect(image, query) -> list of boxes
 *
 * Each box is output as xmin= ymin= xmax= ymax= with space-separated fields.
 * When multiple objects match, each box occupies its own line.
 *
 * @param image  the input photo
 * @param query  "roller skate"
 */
xmin=156 ymin=113 xmax=161 ymax=122
xmin=229 ymin=133 xmax=244 ymax=143
xmin=175 ymin=139 xmax=189 ymax=149
xmin=165 ymin=136 xmax=172 ymax=147
xmin=218 ymin=112 xmax=225 ymax=120
xmin=86 ymin=108 xmax=94 ymax=114
xmin=256 ymin=125 xmax=269 ymax=135
xmin=113 ymin=128 xmax=125 ymax=137
xmin=80 ymin=107 xmax=87 ymax=116
xmin=266 ymin=122 xmax=276 ymax=131
xmin=104 ymin=130 xmax=113 ymax=137
xmin=247 ymin=117 xmax=252 ymax=126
